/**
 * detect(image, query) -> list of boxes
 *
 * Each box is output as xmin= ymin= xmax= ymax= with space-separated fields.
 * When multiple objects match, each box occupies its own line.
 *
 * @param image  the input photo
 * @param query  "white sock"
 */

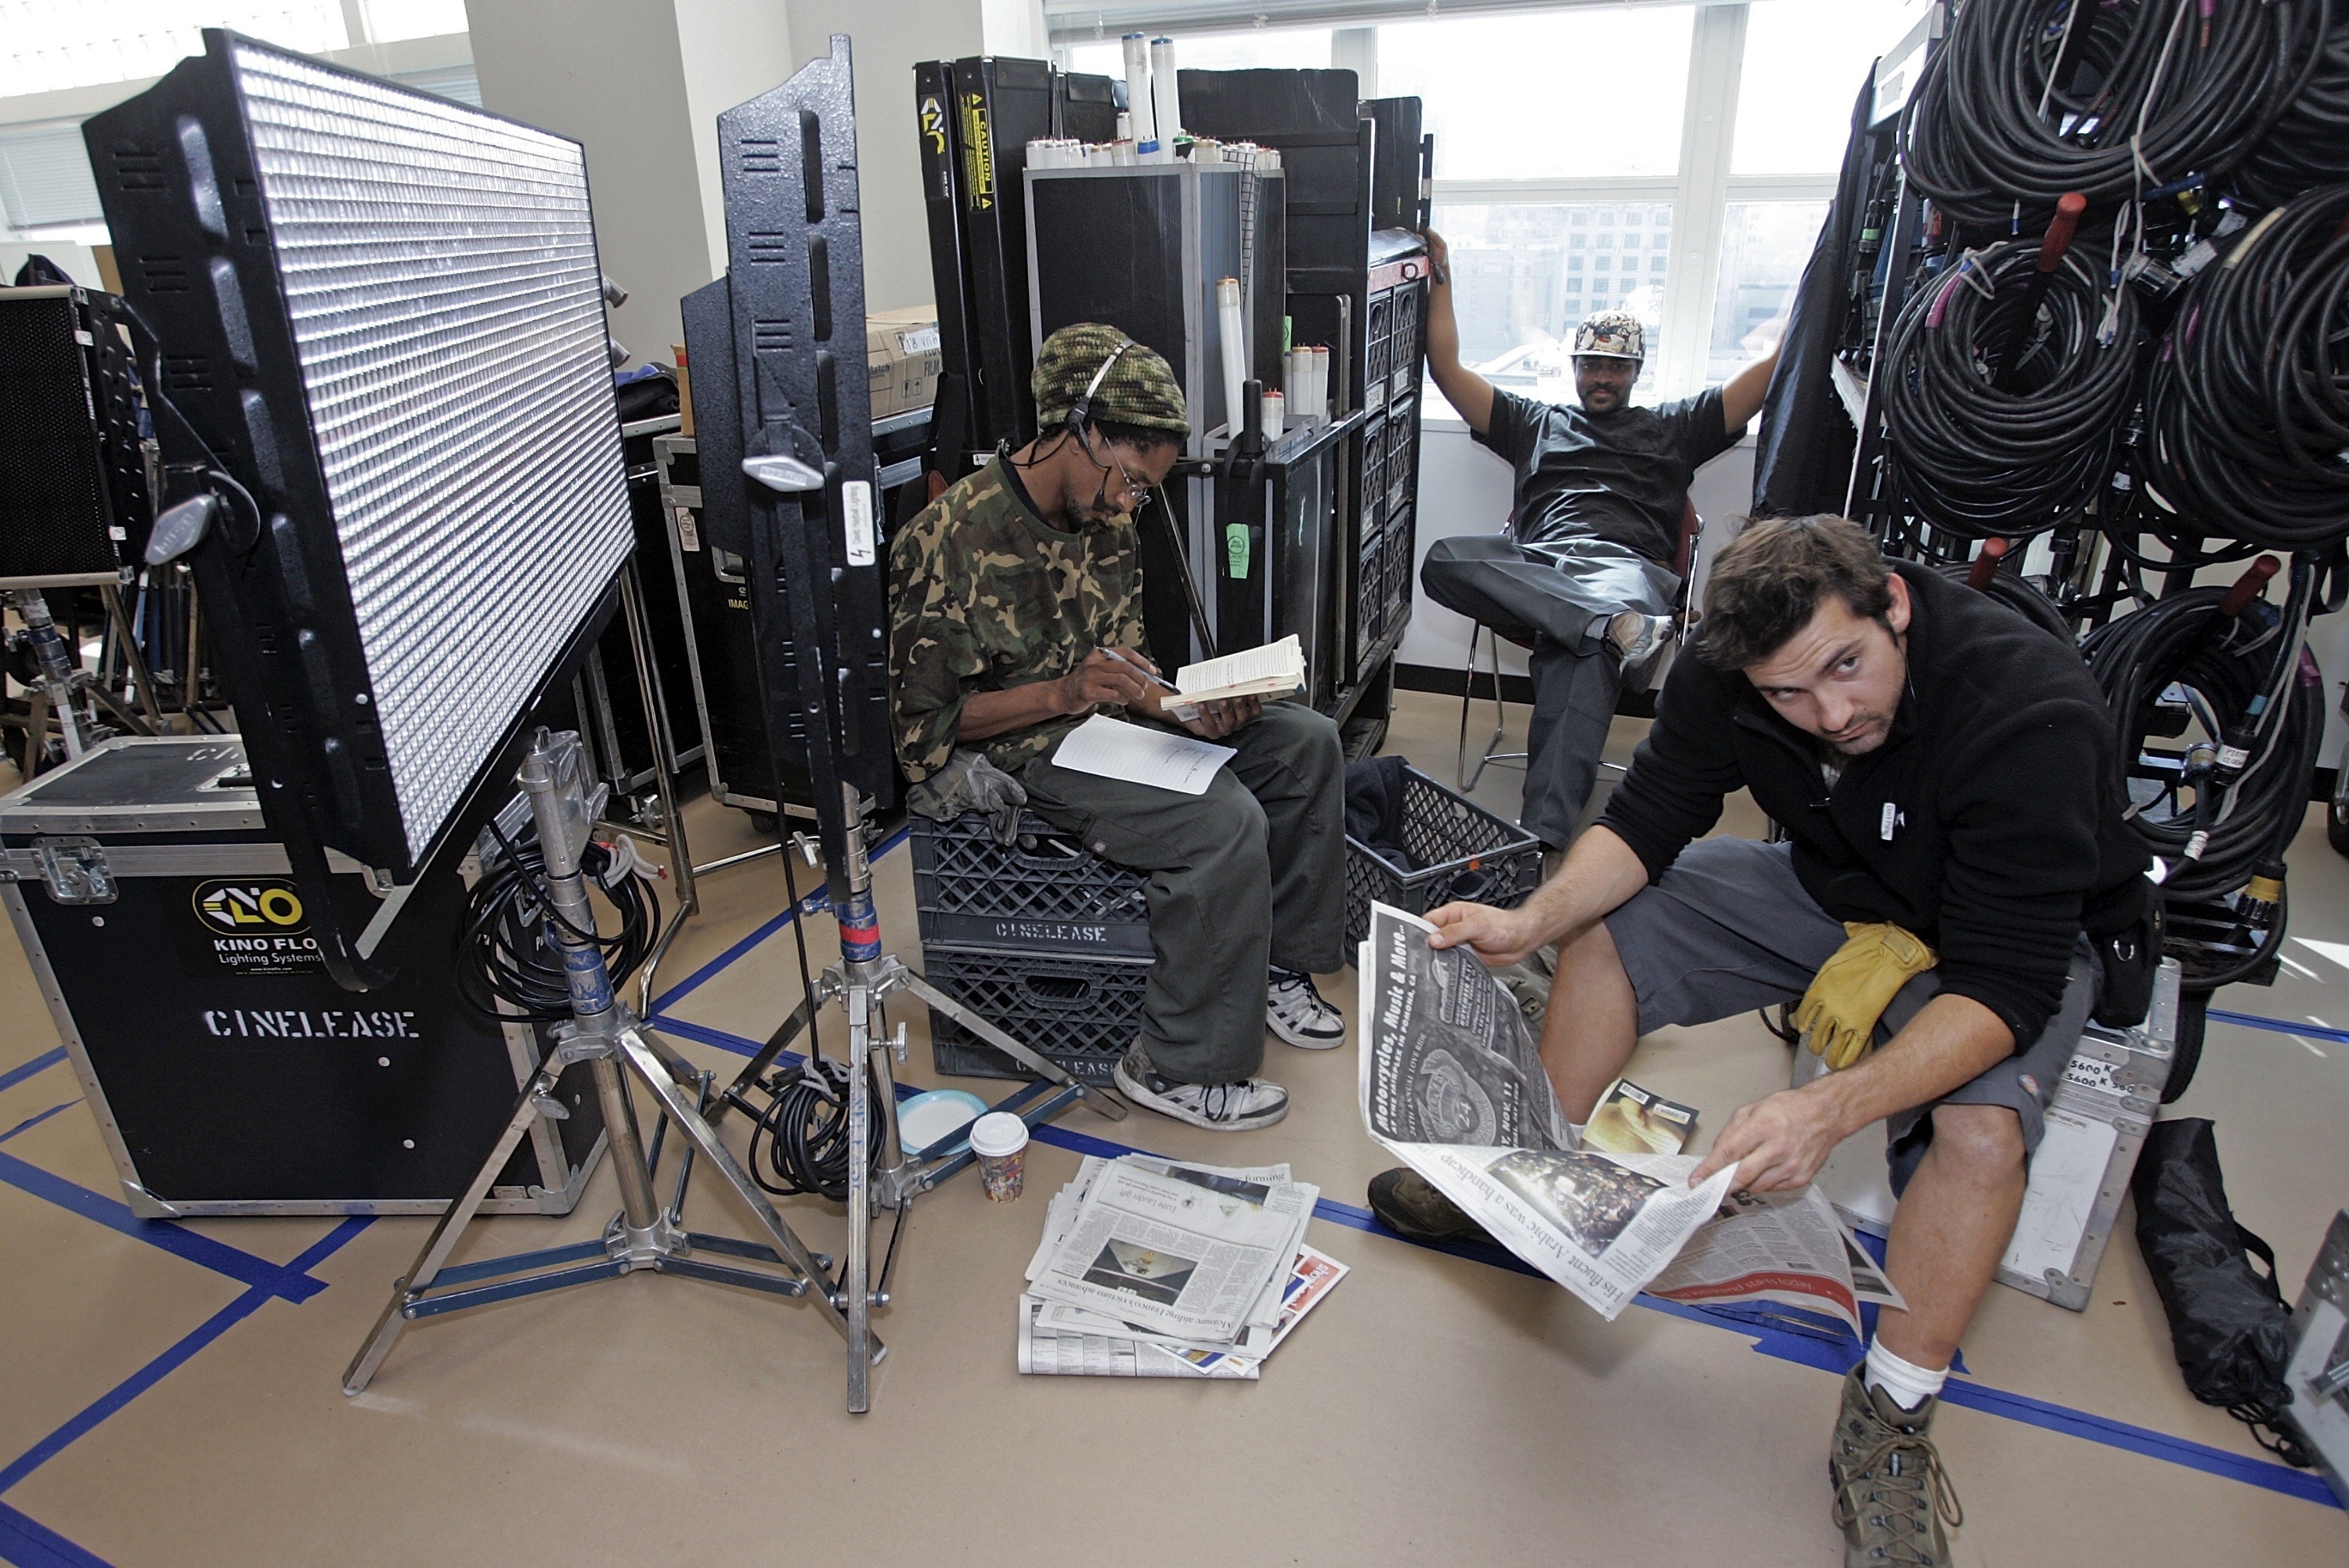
xmin=1864 ymin=1339 xmax=1947 ymax=1411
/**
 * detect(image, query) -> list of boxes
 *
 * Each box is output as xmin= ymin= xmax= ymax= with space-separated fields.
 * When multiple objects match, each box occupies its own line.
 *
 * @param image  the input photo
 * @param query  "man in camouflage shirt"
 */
xmin=889 ymin=323 xmax=1348 ymax=1131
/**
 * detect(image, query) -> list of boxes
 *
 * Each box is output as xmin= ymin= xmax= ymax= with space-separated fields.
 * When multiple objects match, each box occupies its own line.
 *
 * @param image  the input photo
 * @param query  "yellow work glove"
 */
xmin=1794 ymin=921 xmax=1938 ymax=1071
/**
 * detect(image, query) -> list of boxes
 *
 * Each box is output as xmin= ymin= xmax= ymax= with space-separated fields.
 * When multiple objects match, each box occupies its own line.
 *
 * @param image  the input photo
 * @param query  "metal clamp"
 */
xmin=32 ymin=838 xmax=114 ymax=904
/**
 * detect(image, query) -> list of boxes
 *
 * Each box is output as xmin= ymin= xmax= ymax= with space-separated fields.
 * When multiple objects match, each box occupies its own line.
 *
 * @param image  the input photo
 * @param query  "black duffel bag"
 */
xmin=2131 ymin=1117 xmax=2312 ymax=1465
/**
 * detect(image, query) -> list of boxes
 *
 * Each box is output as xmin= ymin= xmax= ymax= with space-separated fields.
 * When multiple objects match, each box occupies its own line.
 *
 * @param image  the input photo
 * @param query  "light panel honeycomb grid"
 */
xmin=233 ymin=42 xmax=631 ymax=863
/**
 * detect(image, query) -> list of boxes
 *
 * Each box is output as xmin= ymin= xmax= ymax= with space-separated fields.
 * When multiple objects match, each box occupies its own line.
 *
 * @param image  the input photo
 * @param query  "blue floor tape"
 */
xmin=0 ymin=1103 xmax=74 ymax=1148
xmin=0 ymin=1152 xmax=328 ymax=1304
xmin=0 ymin=1217 xmax=370 ymax=1506
xmin=648 ymin=1008 xmax=2337 ymax=1510
xmin=648 ymin=827 xmax=908 ymax=1016
xmin=0 ymin=1048 xmax=66 ymax=1098
xmin=2206 ymin=1007 xmax=2349 ymax=1047
xmin=0 ymin=1500 xmax=115 ymax=1568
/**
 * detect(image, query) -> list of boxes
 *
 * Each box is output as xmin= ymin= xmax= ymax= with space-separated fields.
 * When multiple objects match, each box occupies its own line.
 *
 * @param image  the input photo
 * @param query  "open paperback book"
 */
xmin=1356 ymin=902 xmax=1735 ymax=1321
xmin=1164 ymin=635 xmax=1304 ymax=720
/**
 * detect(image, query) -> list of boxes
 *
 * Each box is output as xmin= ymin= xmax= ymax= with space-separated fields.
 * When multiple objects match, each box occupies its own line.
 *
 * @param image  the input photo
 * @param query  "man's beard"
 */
xmin=1826 ymin=713 xmax=1893 ymax=755
xmin=1060 ymin=481 xmax=1120 ymax=532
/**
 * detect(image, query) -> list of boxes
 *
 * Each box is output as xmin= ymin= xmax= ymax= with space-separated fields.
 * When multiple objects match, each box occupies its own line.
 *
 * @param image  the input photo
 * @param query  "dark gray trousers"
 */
xmin=1420 ymin=532 xmax=1678 ymax=852
xmin=1019 ymin=702 xmax=1347 ymax=1085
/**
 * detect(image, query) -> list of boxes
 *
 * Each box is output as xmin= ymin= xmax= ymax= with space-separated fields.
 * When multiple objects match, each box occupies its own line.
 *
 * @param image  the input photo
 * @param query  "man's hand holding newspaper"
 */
xmin=1356 ymin=903 xmax=1737 ymax=1320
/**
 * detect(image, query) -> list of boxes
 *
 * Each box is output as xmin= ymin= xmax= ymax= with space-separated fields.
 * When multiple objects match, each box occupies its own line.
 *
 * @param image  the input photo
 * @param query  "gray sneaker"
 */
xmin=1604 ymin=610 xmax=1675 ymax=668
xmin=1113 ymin=1045 xmax=1289 ymax=1131
xmin=1830 ymin=1367 xmax=1962 ymax=1567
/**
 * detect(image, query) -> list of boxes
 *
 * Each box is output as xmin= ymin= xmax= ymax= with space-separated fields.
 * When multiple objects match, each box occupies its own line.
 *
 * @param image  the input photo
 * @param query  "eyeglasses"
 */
xmin=1077 ymin=425 xmax=1149 ymax=510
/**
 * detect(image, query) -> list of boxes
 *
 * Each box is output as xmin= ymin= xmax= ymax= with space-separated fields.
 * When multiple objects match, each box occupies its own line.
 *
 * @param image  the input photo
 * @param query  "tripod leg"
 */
xmin=890 ymin=965 xmax=1129 ymax=1122
xmin=844 ymin=982 xmax=874 ymax=1413
xmin=344 ymin=1056 xmax=565 ymax=1394
xmin=709 ymin=988 xmax=822 ymax=1124
xmin=612 ymin=1023 xmax=864 ymax=1350
xmin=103 ymin=584 xmax=166 ymax=730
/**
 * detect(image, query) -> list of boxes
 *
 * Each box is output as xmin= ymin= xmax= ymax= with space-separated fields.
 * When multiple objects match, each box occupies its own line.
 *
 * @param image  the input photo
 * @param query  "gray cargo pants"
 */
xmin=1420 ymin=532 xmax=1679 ymax=852
xmin=1019 ymin=702 xmax=1348 ymax=1086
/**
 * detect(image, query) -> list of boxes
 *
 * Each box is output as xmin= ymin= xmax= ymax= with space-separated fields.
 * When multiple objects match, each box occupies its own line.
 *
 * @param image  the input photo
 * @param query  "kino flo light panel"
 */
xmin=85 ymin=31 xmax=633 ymax=984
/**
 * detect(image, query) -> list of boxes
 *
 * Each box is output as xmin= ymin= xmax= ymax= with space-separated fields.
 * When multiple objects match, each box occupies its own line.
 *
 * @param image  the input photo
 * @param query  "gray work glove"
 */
xmin=905 ymin=748 xmax=1029 ymax=845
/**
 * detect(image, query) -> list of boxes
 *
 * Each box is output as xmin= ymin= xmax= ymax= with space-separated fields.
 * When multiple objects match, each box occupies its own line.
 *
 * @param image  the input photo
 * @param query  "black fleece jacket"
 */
xmin=1599 ymin=563 xmax=2149 ymax=1053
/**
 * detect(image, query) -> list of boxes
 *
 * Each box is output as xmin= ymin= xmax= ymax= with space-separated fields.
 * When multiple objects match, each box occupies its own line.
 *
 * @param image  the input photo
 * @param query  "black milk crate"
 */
xmin=909 ymin=811 xmax=1151 ymax=957
xmin=1344 ymin=764 xmax=1543 ymax=947
xmin=923 ymin=943 xmax=1151 ymax=1084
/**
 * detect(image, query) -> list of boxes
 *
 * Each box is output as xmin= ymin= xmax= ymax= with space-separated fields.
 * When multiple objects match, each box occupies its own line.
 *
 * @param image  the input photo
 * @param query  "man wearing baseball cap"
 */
xmin=1418 ymin=229 xmax=1779 ymax=863
xmin=889 ymin=323 xmax=1349 ymax=1132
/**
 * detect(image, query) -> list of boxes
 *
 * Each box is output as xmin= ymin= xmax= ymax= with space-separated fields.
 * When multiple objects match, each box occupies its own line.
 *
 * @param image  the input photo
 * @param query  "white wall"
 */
xmin=786 ymin=1 xmax=983 ymax=314
xmin=1398 ymin=414 xmax=1755 ymax=683
xmin=678 ymin=0 xmax=799 ymax=300
xmin=467 ymin=0 xmax=717 ymax=369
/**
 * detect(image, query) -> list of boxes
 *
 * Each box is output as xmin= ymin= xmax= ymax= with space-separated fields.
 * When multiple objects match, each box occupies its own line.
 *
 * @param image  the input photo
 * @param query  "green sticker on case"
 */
xmin=1225 ymin=522 xmax=1250 ymax=579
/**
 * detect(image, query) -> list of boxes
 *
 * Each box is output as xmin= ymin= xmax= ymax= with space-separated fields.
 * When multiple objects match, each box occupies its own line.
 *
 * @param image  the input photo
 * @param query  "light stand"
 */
xmin=702 ymin=778 xmax=1129 ymax=1412
xmin=343 ymin=729 xmax=857 ymax=1394
xmin=2 ymin=584 xmax=161 ymax=776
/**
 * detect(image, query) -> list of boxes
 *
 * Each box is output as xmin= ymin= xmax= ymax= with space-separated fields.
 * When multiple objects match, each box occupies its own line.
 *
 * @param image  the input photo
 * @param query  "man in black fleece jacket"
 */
xmin=1396 ymin=515 xmax=2147 ymax=1568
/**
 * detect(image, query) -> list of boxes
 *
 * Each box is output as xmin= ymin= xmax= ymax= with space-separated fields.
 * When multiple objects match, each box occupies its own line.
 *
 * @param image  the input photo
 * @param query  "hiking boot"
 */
xmin=1367 ymin=1167 xmax=1495 ymax=1245
xmin=1267 ymin=967 xmax=1345 ymax=1049
xmin=1113 ymin=1045 xmax=1289 ymax=1131
xmin=1830 ymin=1367 xmax=1963 ymax=1567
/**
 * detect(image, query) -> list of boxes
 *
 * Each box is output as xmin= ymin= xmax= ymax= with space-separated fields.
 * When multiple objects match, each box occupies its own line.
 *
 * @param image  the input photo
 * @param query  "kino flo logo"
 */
xmin=190 ymin=878 xmax=323 ymax=972
xmin=195 ymin=880 xmax=307 ymax=935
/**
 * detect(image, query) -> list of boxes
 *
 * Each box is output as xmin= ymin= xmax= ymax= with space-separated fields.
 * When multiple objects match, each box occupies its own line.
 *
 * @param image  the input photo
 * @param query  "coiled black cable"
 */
xmin=2142 ymin=184 xmax=2349 ymax=550
xmin=1879 ymin=239 xmax=2139 ymax=539
xmin=456 ymin=820 xmax=662 ymax=1023
xmin=2235 ymin=3 xmax=2349 ymax=211
xmin=2079 ymin=569 xmax=2322 ymax=910
xmin=1903 ymin=0 xmax=2313 ymax=236
xmin=746 ymin=1054 xmax=886 ymax=1202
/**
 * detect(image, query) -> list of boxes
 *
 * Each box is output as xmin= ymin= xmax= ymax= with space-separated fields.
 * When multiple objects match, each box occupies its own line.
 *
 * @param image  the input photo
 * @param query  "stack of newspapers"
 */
xmin=1017 ymin=1153 xmax=1347 ymax=1379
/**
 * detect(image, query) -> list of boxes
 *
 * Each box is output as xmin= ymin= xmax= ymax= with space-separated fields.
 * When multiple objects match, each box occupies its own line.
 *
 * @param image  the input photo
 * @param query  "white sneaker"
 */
xmin=1267 ymin=968 xmax=1345 ymax=1049
xmin=1605 ymin=611 xmax=1675 ymax=667
xmin=1113 ymin=1046 xmax=1290 ymax=1130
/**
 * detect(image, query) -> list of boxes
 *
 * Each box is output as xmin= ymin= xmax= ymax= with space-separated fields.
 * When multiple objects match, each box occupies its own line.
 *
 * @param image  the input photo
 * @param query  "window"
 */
xmin=1063 ymin=27 xmax=1333 ymax=83
xmin=0 ymin=3 xmax=350 ymax=98
xmin=1436 ymin=199 xmax=1673 ymax=406
xmin=1707 ymin=199 xmax=1830 ymax=385
xmin=1734 ymin=0 xmax=1934 ymax=175
xmin=1377 ymin=8 xmax=1692 ymax=180
xmin=360 ymin=1 xmax=469 ymax=45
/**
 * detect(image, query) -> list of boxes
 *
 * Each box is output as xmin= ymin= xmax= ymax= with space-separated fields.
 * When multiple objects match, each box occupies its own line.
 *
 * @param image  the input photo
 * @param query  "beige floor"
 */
xmin=0 ymin=689 xmax=2344 ymax=1566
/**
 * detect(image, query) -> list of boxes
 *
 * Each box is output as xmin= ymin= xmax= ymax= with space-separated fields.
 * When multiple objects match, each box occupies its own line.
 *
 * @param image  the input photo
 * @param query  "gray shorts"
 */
xmin=1603 ymin=836 xmax=2099 ymax=1193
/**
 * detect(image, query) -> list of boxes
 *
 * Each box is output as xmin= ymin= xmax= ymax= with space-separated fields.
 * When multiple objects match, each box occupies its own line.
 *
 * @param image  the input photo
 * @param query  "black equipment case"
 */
xmin=0 ymin=736 xmax=604 ymax=1217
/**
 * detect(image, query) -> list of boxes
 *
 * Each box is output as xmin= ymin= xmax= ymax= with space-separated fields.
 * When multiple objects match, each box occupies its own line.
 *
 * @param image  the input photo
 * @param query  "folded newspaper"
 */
xmin=1357 ymin=903 xmax=1736 ymax=1321
xmin=1018 ymin=1154 xmax=1346 ymax=1378
xmin=1649 ymin=1184 xmax=1907 ymax=1339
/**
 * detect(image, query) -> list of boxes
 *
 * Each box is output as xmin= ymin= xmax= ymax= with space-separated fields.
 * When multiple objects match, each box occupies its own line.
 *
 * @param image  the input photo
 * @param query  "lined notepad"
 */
xmin=1051 ymin=715 xmax=1236 ymax=795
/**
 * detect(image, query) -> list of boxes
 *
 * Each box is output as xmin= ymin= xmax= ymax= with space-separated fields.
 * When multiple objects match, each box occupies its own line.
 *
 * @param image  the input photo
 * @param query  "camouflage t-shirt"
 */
xmin=888 ymin=456 xmax=1146 ymax=783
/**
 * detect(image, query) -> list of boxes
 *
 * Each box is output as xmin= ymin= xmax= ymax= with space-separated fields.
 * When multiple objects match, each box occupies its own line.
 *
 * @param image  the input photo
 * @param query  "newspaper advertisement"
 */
xmin=1030 ymin=1158 xmax=1318 ymax=1344
xmin=1648 ymin=1184 xmax=1906 ymax=1337
xmin=1357 ymin=902 xmax=1735 ymax=1321
xmin=1017 ymin=1245 xmax=1348 ymax=1379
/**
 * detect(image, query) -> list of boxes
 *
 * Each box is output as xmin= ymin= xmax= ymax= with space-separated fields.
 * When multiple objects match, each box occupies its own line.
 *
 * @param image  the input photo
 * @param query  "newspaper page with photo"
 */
xmin=1648 ymin=1185 xmax=1905 ymax=1337
xmin=1357 ymin=903 xmax=1735 ymax=1321
xmin=1030 ymin=1159 xmax=1318 ymax=1343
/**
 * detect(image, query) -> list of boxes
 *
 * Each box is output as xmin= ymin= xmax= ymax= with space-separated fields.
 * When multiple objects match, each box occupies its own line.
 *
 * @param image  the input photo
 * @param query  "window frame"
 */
xmin=1058 ymin=3 xmax=1856 ymax=416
